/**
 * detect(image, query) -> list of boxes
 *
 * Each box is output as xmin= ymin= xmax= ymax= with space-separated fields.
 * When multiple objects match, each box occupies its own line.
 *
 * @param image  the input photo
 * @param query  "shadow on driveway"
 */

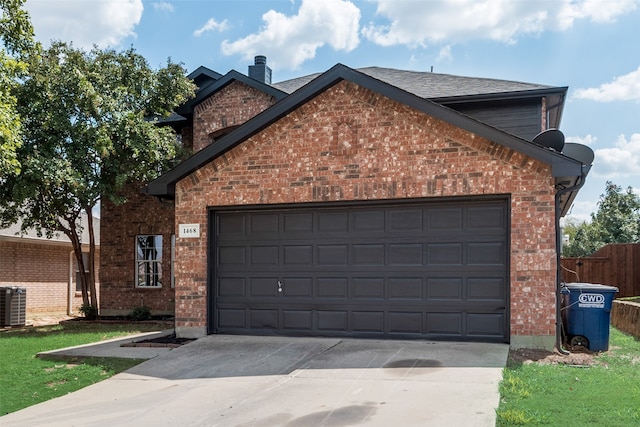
xmin=126 ymin=335 xmax=508 ymax=380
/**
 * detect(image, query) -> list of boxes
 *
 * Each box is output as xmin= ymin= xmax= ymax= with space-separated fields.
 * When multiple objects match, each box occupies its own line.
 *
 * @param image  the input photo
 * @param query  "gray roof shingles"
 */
xmin=273 ymin=66 xmax=553 ymax=99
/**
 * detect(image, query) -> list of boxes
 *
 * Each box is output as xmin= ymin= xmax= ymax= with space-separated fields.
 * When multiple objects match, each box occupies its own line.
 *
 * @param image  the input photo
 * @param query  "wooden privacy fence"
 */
xmin=561 ymin=243 xmax=640 ymax=298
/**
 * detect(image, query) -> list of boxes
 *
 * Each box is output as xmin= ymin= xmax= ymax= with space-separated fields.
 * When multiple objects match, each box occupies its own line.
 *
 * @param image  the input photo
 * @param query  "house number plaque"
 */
xmin=179 ymin=224 xmax=200 ymax=238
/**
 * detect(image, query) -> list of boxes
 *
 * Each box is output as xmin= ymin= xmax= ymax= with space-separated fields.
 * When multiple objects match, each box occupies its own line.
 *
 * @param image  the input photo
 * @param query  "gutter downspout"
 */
xmin=554 ymin=173 xmax=587 ymax=355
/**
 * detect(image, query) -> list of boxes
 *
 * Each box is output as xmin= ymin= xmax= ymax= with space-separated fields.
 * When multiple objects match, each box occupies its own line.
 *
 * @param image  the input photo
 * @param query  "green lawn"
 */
xmin=497 ymin=328 xmax=640 ymax=426
xmin=0 ymin=322 xmax=165 ymax=415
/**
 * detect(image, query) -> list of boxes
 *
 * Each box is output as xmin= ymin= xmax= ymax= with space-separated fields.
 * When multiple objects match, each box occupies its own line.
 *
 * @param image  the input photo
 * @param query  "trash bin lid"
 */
xmin=563 ymin=282 xmax=619 ymax=292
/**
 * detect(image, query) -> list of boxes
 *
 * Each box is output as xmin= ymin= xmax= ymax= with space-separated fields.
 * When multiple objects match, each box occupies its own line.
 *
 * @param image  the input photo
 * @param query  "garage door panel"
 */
xmin=218 ymin=308 xmax=246 ymax=329
xmin=218 ymin=277 xmax=246 ymax=297
xmin=352 ymin=311 xmax=384 ymax=332
xmin=427 ymin=278 xmax=463 ymax=300
xmin=218 ymin=246 xmax=246 ymax=267
xmin=352 ymin=277 xmax=385 ymax=299
xmin=217 ymin=215 xmax=246 ymax=236
xmin=282 ymin=278 xmax=313 ymax=297
xmin=467 ymin=206 xmax=507 ymax=229
xmin=213 ymin=199 xmax=509 ymax=342
xmin=316 ymin=277 xmax=348 ymax=298
xmin=250 ymin=246 xmax=279 ymax=266
xmin=466 ymin=313 xmax=505 ymax=337
xmin=317 ymin=245 xmax=349 ymax=265
xmin=389 ymin=312 xmax=423 ymax=334
xmin=317 ymin=311 xmax=348 ymax=331
xmin=428 ymin=207 xmax=463 ymax=230
xmin=283 ymin=212 xmax=313 ymax=233
xmin=250 ymin=213 xmax=279 ymax=234
xmin=283 ymin=245 xmax=313 ymax=265
xmin=250 ymin=277 xmax=279 ymax=297
xmin=352 ymin=244 xmax=385 ymax=265
xmin=468 ymin=242 xmax=505 ymax=265
xmin=427 ymin=313 xmax=463 ymax=335
xmin=283 ymin=310 xmax=313 ymax=330
xmin=388 ymin=209 xmax=423 ymax=231
xmin=389 ymin=243 xmax=423 ymax=265
xmin=317 ymin=212 xmax=348 ymax=232
xmin=352 ymin=210 xmax=385 ymax=232
xmin=250 ymin=310 xmax=279 ymax=329
xmin=467 ymin=278 xmax=506 ymax=301
xmin=427 ymin=243 xmax=463 ymax=265
xmin=389 ymin=277 xmax=423 ymax=299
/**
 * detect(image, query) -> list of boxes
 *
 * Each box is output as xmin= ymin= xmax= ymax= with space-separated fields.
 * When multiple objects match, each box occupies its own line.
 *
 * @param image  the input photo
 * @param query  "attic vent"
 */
xmin=248 ymin=55 xmax=272 ymax=85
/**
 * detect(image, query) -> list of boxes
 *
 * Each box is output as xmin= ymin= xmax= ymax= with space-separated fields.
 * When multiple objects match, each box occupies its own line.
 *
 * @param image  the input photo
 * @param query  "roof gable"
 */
xmin=146 ymin=64 xmax=582 ymax=197
xmin=176 ymin=70 xmax=288 ymax=117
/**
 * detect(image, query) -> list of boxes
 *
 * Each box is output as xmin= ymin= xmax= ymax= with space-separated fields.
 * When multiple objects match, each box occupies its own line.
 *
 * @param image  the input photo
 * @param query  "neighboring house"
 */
xmin=0 ymin=214 xmax=100 ymax=317
xmin=101 ymin=57 xmax=592 ymax=349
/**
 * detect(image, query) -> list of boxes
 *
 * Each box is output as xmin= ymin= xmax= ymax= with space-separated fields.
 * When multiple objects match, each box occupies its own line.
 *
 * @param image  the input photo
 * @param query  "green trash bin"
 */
xmin=561 ymin=282 xmax=618 ymax=351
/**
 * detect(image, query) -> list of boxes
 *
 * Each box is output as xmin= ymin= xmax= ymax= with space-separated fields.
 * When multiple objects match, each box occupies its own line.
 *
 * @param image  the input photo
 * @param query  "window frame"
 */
xmin=135 ymin=235 xmax=163 ymax=288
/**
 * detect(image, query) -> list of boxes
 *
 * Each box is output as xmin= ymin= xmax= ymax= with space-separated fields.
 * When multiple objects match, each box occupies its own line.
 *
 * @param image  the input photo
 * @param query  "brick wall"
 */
xmin=0 ymin=240 xmax=100 ymax=315
xmin=173 ymin=80 xmax=558 ymax=341
xmin=99 ymin=184 xmax=175 ymax=316
xmin=192 ymin=81 xmax=277 ymax=152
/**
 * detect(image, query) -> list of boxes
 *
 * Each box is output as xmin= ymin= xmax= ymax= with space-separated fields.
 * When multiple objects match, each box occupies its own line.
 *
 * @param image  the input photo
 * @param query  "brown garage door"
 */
xmin=211 ymin=198 xmax=509 ymax=342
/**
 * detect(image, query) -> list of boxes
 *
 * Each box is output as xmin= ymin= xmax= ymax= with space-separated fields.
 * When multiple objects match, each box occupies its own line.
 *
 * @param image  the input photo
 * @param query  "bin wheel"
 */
xmin=570 ymin=335 xmax=589 ymax=349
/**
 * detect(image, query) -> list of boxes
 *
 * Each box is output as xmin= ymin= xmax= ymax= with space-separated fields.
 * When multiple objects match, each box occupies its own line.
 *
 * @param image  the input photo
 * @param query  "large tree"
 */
xmin=0 ymin=0 xmax=35 ymax=176
xmin=562 ymin=181 xmax=640 ymax=257
xmin=0 ymin=42 xmax=195 ymax=311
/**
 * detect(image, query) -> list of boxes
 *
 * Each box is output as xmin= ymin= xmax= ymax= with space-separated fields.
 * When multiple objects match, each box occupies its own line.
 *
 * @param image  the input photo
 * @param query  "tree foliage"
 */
xmin=0 ymin=42 xmax=195 ymax=309
xmin=562 ymin=182 xmax=640 ymax=257
xmin=0 ymin=0 xmax=36 ymax=176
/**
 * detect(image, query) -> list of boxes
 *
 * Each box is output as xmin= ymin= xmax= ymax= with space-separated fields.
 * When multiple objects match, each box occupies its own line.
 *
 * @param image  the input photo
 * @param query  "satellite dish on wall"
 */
xmin=562 ymin=143 xmax=595 ymax=166
xmin=533 ymin=129 xmax=565 ymax=152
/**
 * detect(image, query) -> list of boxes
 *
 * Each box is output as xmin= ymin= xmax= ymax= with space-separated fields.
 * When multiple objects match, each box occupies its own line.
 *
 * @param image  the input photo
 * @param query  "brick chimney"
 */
xmin=248 ymin=55 xmax=272 ymax=85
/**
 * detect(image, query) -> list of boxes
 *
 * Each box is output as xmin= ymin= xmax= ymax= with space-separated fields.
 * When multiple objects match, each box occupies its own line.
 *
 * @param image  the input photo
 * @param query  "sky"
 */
xmin=23 ymin=0 xmax=640 ymax=223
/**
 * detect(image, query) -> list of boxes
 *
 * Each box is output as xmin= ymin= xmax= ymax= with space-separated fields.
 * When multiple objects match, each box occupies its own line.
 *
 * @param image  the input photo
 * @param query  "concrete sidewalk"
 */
xmin=37 ymin=329 xmax=177 ymax=361
xmin=2 ymin=335 xmax=509 ymax=426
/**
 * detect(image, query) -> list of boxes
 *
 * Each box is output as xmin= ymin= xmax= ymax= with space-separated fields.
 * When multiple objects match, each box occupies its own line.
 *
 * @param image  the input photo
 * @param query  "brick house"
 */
xmin=0 ymin=214 xmax=100 ymax=317
xmin=101 ymin=58 xmax=592 ymax=349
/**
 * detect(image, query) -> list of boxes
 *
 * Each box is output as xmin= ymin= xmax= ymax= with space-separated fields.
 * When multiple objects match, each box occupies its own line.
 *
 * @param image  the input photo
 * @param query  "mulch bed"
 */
xmin=121 ymin=333 xmax=195 ymax=349
xmin=509 ymin=347 xmax=598 ymax=367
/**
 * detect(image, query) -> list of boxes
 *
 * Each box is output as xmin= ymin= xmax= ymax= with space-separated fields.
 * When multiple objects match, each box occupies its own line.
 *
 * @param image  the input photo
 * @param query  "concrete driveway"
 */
xmin=2 ymin=335 xmax=509 ymax=426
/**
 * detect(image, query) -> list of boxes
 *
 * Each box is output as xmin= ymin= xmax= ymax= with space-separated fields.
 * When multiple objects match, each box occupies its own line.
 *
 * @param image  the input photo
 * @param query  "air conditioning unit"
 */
xmin=0 ymin=287 xmax=26 ymax=327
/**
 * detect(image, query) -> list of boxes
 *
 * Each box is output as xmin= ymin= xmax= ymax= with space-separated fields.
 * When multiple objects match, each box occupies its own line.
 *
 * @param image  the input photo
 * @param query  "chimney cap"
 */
xmin=254 ymin=55 xmax=267 ymax=65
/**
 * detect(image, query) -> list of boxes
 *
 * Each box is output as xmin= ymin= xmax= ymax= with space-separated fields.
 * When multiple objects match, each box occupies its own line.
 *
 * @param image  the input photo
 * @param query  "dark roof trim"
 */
xmin=146 ymin=64 xmax=582 ymax=197
xmin=187 ymin=66 xmax=223 ymax=81
xmin=431 ymin=86 xmax=568 ymax=105
xmin=176 ymin=70 xmax=288 ymax=116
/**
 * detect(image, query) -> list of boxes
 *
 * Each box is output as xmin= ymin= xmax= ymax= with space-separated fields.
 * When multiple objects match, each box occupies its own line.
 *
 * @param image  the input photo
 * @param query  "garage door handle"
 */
xmin=278 ymin=281 xmax=283 ymax=293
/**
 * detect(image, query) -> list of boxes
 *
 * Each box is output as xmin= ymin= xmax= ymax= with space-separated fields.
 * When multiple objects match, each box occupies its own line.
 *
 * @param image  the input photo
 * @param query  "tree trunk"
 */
xmin=85 ymin=207 xmax=98 ymax=310
xmin=65 ymin=219 xmax=89 ymax=307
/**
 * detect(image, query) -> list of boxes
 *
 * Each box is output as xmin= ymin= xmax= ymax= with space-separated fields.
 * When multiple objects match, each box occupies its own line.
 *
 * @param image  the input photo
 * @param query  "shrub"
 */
xmin=129 ymin=305 xmax=152 ymax=321
xmin=79 ymin=304 xmax=98 ymax=320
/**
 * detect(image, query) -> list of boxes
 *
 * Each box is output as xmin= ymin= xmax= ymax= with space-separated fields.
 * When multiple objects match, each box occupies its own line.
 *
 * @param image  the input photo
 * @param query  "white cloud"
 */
xmin=25 ymin=0 xmax=143 ymax=49
xmin=152 ymin=2 xmax=174 ymax=13
xmin=593 ymin=134 xmax=640 ymax=177
xmin=362 ymin=0 xmax=637 ymax=47
xmin=221 ymin=0 xmax=360 ymax=70
xmin=566 ymin=134 xmax=598 ymax=146
xmin=436 ymin=45 xmax=453 ymax=63
xmin=573 ymin=66 xmax=640 ymax=101
xmin=194 ymin=18 xmax=230 ymax=37
xmin=558 ymin=0 xmax=638 ymax=26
